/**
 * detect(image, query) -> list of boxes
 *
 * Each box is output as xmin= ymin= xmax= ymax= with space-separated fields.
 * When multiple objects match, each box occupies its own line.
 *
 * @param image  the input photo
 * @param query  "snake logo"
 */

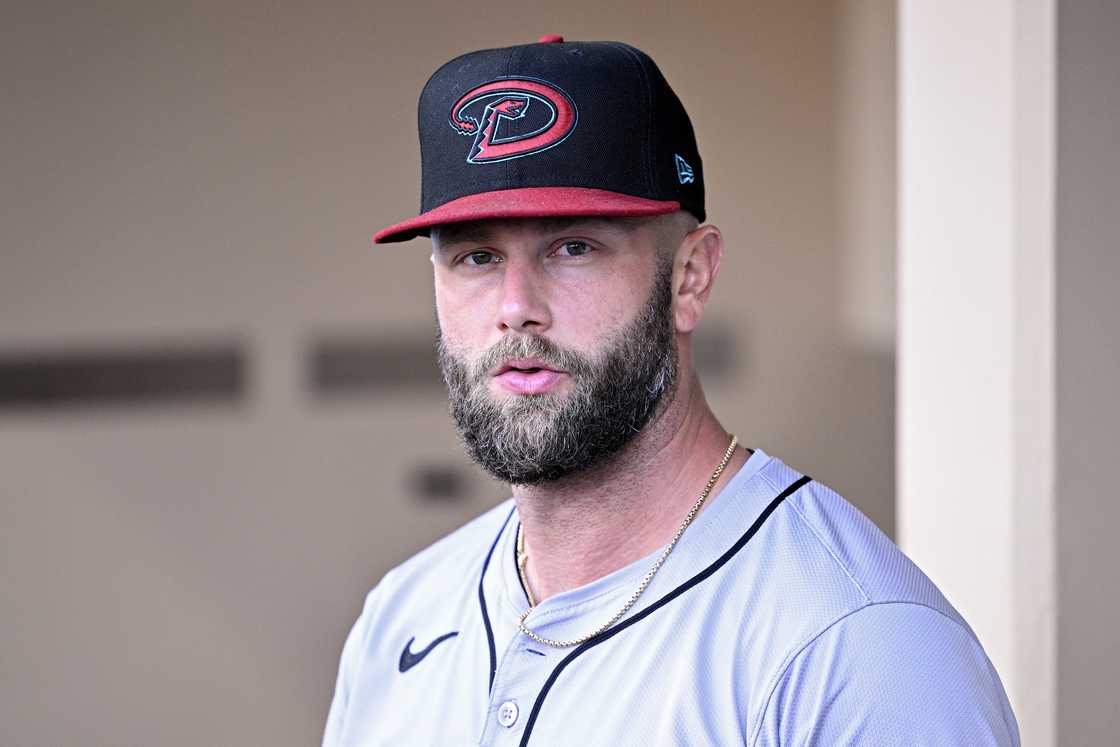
xmin=448 ymin=77 xmax=577 ymax=164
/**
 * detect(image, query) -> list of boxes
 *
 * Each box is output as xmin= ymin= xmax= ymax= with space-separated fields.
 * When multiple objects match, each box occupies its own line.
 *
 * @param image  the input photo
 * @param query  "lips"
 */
xmin=492 ymin=358 xmax=568 ymax=395
xmin=492 ymin=358 xmax=561 ymax=376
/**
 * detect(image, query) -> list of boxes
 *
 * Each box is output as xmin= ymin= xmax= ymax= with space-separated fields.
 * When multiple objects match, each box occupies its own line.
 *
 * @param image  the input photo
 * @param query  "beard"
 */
xmin=437 ymin=258 xmax=678 ymax=485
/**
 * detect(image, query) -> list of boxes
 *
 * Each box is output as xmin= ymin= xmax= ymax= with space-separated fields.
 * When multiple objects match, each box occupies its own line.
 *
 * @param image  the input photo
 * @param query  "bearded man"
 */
xmin=323 ymin=36 xmax=1019 ymax=746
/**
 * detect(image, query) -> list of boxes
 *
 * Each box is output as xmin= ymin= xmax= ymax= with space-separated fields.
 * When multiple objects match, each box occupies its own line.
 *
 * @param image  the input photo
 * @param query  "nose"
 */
xmin=496 ymin=257 xmax=551 ymax=334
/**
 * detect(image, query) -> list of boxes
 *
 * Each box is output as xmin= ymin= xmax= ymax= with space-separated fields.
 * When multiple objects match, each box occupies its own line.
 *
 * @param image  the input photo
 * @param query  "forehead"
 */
xmin=431 ymin=215 xmax=658 ymax=248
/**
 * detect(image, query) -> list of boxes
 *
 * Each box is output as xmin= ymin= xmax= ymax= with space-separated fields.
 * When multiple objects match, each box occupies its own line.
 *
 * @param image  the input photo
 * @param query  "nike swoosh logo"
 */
xmin=398 ymin=631 xmax=459 ymax=673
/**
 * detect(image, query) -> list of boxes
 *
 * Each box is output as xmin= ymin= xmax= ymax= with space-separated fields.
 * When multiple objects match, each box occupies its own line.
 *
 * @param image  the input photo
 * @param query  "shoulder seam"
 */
xmin=757 ymin=471 xmax=874 ymax=600
xmin=748 ymin=600 xmax=981 ymax=747
xmin=782 ymin=492 xmax=874 ymax=604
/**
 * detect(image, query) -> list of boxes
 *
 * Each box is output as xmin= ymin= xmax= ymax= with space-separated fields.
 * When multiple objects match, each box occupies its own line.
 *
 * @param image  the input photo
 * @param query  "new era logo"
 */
xmin=675 ymin=154 xmax=695 ymax=184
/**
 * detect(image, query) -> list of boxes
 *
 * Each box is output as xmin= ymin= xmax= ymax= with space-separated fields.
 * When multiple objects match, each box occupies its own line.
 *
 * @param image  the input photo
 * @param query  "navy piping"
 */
xmin=479 ymin=505 xmax=516 ymax=694
xmin=518 ymin=475 xmax=812 ymax=745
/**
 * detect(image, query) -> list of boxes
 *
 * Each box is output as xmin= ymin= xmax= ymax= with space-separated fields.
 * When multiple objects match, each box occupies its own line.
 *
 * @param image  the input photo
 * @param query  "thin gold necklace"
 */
xmin=515 ymin=434 xmax=738 ymax=648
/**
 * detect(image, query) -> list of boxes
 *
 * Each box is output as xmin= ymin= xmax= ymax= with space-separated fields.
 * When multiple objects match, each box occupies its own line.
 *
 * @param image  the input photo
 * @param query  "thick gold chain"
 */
xmin=515 ymin=434 xmax=738 ymax=648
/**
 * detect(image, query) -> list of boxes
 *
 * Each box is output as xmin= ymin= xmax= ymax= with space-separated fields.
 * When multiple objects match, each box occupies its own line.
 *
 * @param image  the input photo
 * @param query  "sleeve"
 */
xmin=752 ymin=602 xmax=1021 ymax=747
xmin=321 ymin=584 xmax=385 ymax=747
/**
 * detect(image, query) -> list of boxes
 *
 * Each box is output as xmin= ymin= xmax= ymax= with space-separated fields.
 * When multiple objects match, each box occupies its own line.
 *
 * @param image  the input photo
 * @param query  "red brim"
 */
xmin=372 ymin=187 xmax=681 ymax=244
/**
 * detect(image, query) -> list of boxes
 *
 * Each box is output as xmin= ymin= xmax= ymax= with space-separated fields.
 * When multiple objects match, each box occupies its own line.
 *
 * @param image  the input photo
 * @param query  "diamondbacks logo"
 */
xmin=449 ymin=78 xmax=577 ymax=164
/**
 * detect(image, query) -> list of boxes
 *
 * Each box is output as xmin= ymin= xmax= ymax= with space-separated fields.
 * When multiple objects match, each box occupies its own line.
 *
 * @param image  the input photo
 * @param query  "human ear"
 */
xmin=672 ymin=224 xmax=724 ymax=334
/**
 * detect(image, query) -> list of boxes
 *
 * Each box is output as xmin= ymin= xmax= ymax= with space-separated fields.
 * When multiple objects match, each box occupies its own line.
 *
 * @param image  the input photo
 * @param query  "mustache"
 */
xmin=455 ymin=335 xmax=594 ymax=381
xmin=474 ymin=333 xmax=591 ymax=380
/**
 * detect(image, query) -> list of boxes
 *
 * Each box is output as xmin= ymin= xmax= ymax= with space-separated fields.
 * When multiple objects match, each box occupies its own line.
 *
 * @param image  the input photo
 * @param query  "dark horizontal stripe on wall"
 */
xmin=309 ymin=337 xmax=443 ymax=395
xmin=0 ymin=345 xmax=245 ymax=410
xmin=692 ymin=322 xmax=740 ymax=380
xmin=309 ymin=323 xmax=739 ymax=397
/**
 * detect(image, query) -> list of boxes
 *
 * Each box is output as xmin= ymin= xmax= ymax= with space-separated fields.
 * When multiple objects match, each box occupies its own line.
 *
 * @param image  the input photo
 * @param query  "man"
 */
xmin=324 ymin=36 xmax=1019 ymax=746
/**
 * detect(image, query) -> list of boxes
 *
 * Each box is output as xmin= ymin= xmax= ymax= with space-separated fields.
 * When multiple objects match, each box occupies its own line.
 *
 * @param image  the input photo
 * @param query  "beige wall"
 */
xmin=0 ymin=2 xmax=895 ymax=745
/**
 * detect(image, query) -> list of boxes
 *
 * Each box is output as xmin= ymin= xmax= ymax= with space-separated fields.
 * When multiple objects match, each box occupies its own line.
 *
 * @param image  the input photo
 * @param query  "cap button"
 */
xmin=537 ymin=34 xmax=564 ymax=43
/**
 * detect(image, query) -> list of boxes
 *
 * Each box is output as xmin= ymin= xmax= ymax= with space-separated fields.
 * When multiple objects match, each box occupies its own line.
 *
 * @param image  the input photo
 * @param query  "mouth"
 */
xmin=491 ymin=358 xmax=569 ymax=395
xmin=492 ymin=358 xmax=565 ymax=377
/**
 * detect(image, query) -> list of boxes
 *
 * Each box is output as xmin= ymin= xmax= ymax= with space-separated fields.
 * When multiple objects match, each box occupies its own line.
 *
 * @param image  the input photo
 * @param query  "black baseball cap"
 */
xmin=374 ymin=35 xmax=705 ymax=243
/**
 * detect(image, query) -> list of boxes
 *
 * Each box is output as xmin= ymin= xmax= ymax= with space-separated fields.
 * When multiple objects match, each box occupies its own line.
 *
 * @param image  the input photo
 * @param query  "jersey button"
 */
xmin=497 ymin=700 xmax=519 ymax=728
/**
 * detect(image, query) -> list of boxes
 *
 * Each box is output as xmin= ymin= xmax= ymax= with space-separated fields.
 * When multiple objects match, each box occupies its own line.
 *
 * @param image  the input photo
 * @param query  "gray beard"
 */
xmin=437 ymin=259 xmax=678 ymax=485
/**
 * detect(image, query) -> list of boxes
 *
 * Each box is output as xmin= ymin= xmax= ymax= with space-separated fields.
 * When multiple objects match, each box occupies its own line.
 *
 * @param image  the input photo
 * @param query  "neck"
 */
xmin=512 ymin=372 xmax=748 ymax=604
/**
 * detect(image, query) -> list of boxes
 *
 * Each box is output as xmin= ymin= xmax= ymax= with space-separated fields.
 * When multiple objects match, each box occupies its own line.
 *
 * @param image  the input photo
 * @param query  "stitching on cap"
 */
xmin=607 ymin=42 xmax=656 ymax=196
xmin=505 ymin=45 xmax=521 ymax=189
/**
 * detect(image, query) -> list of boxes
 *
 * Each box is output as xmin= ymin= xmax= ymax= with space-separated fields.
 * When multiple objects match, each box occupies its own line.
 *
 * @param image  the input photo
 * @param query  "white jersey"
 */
xmin=323 ymin=449 xmax=1019 ymax=746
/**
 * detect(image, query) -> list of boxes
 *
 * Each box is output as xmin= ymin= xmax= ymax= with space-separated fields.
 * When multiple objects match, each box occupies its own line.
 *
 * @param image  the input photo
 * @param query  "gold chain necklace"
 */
xmin=515 ymin=434 xmax=738 ymax=648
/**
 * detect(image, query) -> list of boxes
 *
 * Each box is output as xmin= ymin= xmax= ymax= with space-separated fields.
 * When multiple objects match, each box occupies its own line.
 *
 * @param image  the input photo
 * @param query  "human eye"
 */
xmin=458 ymin=249 xmax=501 ymax=267
xmin=550 ymin=240 xmax=596 ymax=258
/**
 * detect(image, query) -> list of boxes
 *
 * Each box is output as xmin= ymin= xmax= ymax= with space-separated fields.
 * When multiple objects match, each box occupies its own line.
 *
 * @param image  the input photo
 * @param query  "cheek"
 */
xmin=557 ymin=290 xmax=616 ymax=341
xmin=553 ymin=265 xmax=652 ymax=343
xmin=434 ymin=282 xmax=485 ymax=354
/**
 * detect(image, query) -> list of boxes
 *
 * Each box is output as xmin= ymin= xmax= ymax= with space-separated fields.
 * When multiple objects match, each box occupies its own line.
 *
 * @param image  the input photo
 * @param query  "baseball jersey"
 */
xmin=323 ymin=449 xmax=1020 ymax=746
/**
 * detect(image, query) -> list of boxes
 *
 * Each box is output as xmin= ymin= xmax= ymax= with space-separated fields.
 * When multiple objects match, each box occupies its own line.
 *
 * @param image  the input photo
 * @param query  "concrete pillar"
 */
xmin=898 ymin=1 xmax=1056 ymax=743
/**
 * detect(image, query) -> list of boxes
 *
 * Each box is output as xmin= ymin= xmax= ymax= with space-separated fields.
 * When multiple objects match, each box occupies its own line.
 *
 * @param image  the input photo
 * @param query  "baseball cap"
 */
xmin=373 ymin=35 xmax=705 ymax=243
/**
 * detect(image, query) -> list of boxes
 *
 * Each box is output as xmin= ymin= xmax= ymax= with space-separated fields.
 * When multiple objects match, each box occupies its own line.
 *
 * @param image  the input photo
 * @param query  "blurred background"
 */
xmin=1 ymin=1 xmax=1114 ymax=745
